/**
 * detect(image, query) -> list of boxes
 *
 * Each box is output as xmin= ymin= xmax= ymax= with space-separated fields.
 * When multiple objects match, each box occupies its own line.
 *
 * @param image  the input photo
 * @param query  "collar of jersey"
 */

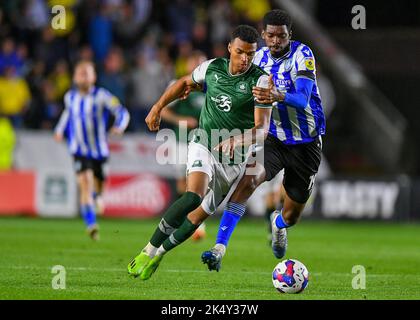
xmin=227 ymin=60 xmax=252 ymax=77
xmin=267 ymin=42 xmax=292 ymax=62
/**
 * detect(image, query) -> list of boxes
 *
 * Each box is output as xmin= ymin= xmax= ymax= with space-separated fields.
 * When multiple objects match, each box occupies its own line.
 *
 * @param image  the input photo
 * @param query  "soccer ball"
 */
xmin=272 ymin=259 xmax=309 ymax=293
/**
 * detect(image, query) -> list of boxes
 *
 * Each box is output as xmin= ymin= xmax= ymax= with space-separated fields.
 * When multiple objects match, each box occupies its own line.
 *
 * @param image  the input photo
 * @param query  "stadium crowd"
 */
xmin=0 ymin=0 xmax=275 ymax=132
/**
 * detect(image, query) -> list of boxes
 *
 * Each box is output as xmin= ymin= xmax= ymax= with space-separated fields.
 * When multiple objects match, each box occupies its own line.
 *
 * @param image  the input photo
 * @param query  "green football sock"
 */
xmin=149 ymin=191 xmax=201 ymax=247
xmin=161 ymin=218 xmax=199 ymax=252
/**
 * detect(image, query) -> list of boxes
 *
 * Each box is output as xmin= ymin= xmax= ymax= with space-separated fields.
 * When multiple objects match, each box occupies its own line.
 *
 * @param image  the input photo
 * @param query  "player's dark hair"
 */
xmin=263 ymin=9 xmax=292 ymax=31
xmin=230 ymin=25 xmax=259 ymax=44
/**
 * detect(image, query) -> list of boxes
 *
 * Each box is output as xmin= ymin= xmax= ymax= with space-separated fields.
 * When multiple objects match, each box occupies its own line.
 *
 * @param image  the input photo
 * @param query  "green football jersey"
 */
xmin=191 ymin=58 xmax=271 ymax=163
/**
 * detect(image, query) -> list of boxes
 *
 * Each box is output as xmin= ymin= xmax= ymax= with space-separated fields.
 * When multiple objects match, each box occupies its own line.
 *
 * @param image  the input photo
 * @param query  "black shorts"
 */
xmin=262 ymin=134 xmax=322 ymax=203
xmin=73 ymin=156 xmax=108 ymax=181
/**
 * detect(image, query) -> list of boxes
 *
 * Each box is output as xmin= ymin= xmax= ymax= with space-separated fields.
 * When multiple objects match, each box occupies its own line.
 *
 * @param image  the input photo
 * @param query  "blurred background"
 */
xmin=0 ymin=0 xmax=419 ymax=222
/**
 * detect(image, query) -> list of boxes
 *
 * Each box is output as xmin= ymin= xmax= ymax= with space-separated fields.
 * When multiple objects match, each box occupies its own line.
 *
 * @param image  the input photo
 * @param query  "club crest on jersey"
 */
xmin=283 ymin=58 xmax=293 ymax=71
xmin=211 ymin=94 xmax=232 ymax=112
xmin=235 ymin=81 xmax=249 ymax=94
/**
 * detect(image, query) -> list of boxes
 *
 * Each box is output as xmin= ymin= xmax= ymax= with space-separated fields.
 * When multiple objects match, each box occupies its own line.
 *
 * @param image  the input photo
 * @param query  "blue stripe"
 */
xmin=79 ymin=97 xmax=91 ymax=158
xmin=92 ymin=88 xmax=102 ymax=159
xmin=296 ymin=108 xmax=310 ymax=140
xmin=278 ymin=69 xmax=294 ymax=142
xmin=69 ymin=91 xmax=81 ymax=156
xmin=259 ymin=49 xmax=269 ymax=67
xmin=268 ymin=115 xmax=278 ymax=138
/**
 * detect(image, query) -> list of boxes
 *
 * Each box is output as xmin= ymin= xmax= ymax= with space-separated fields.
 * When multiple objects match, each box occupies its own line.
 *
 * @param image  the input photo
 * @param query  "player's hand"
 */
xmin=110 ymin=126 xmax=124 ymax=136
xmin=145 ymin=106 xmax=161 ymax=131
xmin=179 ymin=86 xmax=192 ymax=100
xmin=214 ymin=136 xmax=242 ymax=159
xmin=252 ymin=74 xmax=284 ymax=104
xmin=54 ymin=133 xmax=63 ymax=142
xmin=179 ymin=83 xmax=202 ymax=100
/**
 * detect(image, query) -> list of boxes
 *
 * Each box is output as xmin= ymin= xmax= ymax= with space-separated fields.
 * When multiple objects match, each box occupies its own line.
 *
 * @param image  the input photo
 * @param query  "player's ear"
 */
xmin=289 ymin=30 xmax=292 ymax=39
xmin=228 ymin=42 xmax=231 ymax=54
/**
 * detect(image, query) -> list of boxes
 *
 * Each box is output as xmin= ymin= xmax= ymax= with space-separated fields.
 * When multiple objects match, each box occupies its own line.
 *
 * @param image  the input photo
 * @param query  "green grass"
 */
xmin=0 ymin=216 xmax=419 ymax=300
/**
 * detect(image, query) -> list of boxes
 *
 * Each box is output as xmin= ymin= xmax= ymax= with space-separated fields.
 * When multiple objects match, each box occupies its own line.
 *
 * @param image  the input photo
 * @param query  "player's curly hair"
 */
xmin=263 ymin=9 xmax=292 ymax=31
xmin=230 ymin=25 xmax=259 ymax=44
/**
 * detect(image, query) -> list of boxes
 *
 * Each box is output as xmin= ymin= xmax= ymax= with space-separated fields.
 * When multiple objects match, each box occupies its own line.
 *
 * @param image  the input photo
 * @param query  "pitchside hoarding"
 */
xmin=1 ymin=131 xmax=415 ymax=220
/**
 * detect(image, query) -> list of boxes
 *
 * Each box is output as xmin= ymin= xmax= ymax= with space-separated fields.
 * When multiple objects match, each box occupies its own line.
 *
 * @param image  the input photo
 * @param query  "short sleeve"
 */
xmin=295 ymin=45 xmax=316 ymax=80
xmin=191 ymin=58 xmax=216 ymax=85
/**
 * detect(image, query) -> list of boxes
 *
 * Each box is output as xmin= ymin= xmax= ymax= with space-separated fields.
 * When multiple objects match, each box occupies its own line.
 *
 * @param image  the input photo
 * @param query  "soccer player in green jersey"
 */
xmin=160 ymin=51 xmax=208 ymax=241
xmin=127 ymin=25 xmax=273 ymax=280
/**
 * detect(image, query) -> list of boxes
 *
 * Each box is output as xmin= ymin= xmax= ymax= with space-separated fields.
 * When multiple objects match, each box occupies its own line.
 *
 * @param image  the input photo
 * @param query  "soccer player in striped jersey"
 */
xmin=54 ymin=60 xmax=130 ymax=240
xmin=202 ymin=9 xmax=326 ymax=271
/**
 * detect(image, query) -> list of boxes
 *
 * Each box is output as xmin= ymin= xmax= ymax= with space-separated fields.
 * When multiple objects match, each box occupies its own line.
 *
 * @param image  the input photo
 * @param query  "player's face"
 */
xmin=73 ymin=63 xmax=96 ymax=90
xmin=228 ymin=38 xmax=257 ymax=74
xmin=262 ymin=25 xmax=291 ymax=57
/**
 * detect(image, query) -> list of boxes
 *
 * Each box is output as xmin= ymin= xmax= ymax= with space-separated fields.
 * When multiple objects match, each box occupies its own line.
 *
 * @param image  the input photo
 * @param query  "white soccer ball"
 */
xmin=272 ymin=259 xmax=309 ymax=294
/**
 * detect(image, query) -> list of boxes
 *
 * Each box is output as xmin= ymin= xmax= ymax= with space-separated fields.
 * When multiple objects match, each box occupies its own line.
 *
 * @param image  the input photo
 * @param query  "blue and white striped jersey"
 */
xmin=253 ymin=40 xmax=326 ymax=145
xmin=55 ymin=86 xmax=130 ymax=160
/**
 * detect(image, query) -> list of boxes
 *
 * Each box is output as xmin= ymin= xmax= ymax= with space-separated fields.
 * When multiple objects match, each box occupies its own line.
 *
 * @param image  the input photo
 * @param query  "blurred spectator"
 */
xmin=127 ymin=48 xmax=174 ymax=131
xmin=174 ymin=40 xmax=192 ymax=78
xmin=0 ymin=117 xmax=15 ymax=170
xmin=114 ymin=0 xmax=152 ymax=48
xmin=0 ymin=66 xmax=31 ymax=128
xmin=41 ymin=79 xmax=62 ymax=129
xmin=0 ymin=38 xmax=24 ymax=75
xmin=212 ymin=42 xmax=228 ymax=58
xmin=21 ymin=0 xmax=49 ymax=30
xmin=97 ymin=47 xmax=126 ymax=104
xmin=208 ymin=0 xmax=233 ymax=44
xmin=34 ymin=27 xmax=69 ymax=73
xmin=48 ymin=59 xmax=72 ymax=101
xmin=232 ymin=0 xmax=270 ymax=23
xmin=25 ymin=61 xmax=47 ymax=129
xmin=166 ymin=0 xmax=195 ymax=43
xmin=192 ymin=22 xmax=211 ymax=56
xmin=88 ymin=4 xmax=113 ymax=63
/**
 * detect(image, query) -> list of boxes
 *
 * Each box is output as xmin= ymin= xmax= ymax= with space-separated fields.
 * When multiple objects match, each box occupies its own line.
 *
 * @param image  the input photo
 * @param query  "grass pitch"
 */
xmin=0 ymin=216 xmax=419 ymax=300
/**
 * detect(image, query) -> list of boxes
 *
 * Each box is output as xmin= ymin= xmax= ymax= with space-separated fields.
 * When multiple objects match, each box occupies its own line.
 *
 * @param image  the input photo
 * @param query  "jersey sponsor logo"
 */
xmin=214 ymin=74 xmax=220 ymax=83
xmin=192 ymin=160 xmax=202 ymax=168
xmin=275 ymin=78 xmax=292 ymax=91
xmin=304 ymin=58 xmax=315 ymax=71
xmin=211 ymin=94 xmax=232 ymax=112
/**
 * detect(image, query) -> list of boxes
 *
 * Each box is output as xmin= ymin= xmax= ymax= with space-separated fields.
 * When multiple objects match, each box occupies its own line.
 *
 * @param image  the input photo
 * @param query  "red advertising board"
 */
xmin=0 ymin=171 xmax=36 ymax=215
xmin=103 ymin=173 xmax=172 ymax=218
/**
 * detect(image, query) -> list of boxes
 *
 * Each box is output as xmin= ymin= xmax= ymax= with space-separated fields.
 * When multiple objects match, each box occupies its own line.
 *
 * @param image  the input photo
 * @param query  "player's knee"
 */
xmin=241 ymin=175 xmax=262 ymax=196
